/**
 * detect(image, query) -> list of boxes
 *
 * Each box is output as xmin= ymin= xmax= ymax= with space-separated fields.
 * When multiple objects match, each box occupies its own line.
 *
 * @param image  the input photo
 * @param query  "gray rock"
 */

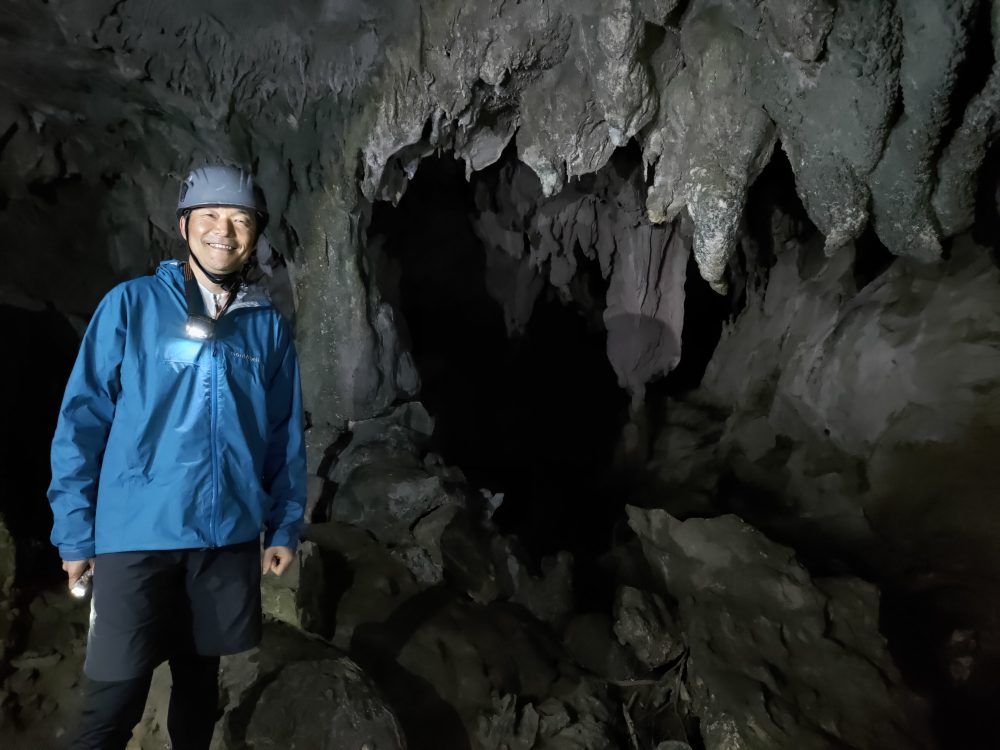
xmin=506 ymin=550 xmax=575 ymax=630
xmin=692 ymin=230 xmax=1000 ymax=580
xmin=471 ymin=154 xmax=689 ymax=399
xmin=246 ymin=658 xmax=406 ymax=750
xmin=643 ymin=10 xmax=776 ymax=290
xmin=0 ymin=515 xmax=15 ymax=662
xmin=933 ymin=1 xmax=1000 ymax=235
xmin=644 ymin=399 xmax=726 ymax=517
xmin=331 ymin=464 xmax=462 ymax=545
xmin=613 ymin=586 xmax=685 ymax=669
xmin=760 ymin=0 xmax=834 ymax=62
xmin=751 ymin=0 xmax=900 ymax=251
xmin=532 ymin=678 xmax=618 ymax=749
xmin=564 ymin=613 xmax=641 ymax=681
xmin=627 ymin=507 xmax=934 ymax=750
xmin=328 ymin=402 xmax=435 ymax=486
xmin=869 ymin=0 xmax=977 ymax=261
xmin=476 ymin=693 xmax=540 ymax=750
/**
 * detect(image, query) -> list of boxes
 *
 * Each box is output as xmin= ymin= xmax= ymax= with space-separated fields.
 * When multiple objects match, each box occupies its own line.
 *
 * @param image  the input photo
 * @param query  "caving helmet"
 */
xmin=176 ymin=164 xmax=269 ymax=233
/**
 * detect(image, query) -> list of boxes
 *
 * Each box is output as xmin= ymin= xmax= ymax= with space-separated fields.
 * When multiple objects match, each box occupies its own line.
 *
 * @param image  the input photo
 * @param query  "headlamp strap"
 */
xmin=183 ymin=262 xmax=208 ymax=317
xmin=183 ymin=262 xmax=238 ymax=320
xmin=188 ymin=244 xmax=242 ymax=290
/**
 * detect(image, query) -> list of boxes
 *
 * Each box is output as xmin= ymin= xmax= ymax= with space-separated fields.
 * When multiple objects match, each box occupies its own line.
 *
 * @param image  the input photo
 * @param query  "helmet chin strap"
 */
xmin=184 ymin=213 xmax=244 ymax=291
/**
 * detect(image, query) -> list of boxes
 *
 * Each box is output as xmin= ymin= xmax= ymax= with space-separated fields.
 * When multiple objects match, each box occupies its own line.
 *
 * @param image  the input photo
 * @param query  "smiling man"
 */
xmin=48 ymin=165 xmax=307 ymax=749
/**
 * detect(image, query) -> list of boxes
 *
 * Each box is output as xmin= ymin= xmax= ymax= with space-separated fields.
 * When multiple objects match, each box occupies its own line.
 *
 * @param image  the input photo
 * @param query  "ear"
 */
xmin=178 ymin=215 xmax=187 ymax=240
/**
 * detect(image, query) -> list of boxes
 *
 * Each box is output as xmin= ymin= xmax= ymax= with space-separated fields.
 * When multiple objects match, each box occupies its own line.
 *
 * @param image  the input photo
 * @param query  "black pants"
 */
xmin=71 ymin=653 xmax=220 ymax=750
xmin=70 ymin=542 xmax=262 ymax=749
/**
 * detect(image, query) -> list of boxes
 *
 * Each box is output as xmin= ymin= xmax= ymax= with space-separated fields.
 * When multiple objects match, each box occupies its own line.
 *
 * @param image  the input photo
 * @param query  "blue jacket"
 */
xmin=48 ymin=260 xmax=307 ymax=560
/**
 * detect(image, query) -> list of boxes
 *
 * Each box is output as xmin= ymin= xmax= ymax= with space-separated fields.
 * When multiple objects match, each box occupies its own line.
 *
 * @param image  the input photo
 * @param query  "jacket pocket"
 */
xmin=160 ymin=338 xmax=209 ymax=367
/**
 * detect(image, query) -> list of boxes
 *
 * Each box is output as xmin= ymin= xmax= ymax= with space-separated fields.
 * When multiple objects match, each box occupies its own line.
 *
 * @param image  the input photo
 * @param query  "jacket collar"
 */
xmin=156 ymin=260 xmax=271 ymax=311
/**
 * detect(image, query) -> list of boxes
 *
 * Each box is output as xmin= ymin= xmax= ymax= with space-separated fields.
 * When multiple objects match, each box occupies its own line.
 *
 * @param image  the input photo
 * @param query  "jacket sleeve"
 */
xmin=48 ymin=287 xmax=128 ymax=560
xmin=261 ymin=329 xmax=307 ymax=550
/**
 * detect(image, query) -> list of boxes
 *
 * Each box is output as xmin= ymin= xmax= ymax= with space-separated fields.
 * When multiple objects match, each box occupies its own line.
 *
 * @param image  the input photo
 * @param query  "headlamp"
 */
xmin=182 ymin=260 xmax=234 ymax=340
xmin=185 ymin=314 xmax=215 ymax=340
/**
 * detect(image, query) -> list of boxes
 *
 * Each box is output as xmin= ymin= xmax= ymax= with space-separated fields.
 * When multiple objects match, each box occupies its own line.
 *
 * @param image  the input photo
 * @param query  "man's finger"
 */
xmin=261 ymin=550 xmax=281 ymax=576
xmin=272 ymin=552 xmax=293 ymax=576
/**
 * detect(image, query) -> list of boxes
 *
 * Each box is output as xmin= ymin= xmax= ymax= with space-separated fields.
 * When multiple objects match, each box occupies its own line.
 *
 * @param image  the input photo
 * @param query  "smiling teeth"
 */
xmin=208 ymin=243 xmax=234 ymax=250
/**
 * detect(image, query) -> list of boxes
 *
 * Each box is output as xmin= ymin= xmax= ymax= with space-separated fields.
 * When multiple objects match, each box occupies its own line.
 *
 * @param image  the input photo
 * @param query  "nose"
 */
xmin=214 ymin=216 xmax=236 ymax=237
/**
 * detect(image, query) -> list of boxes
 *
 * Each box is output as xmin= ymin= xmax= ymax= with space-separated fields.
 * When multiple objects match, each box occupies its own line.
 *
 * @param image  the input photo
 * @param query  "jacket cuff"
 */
xmin=263 ymin=527 xmax=299 ymax=552
xmin=59 ymin=543 xmax=95 ymax=561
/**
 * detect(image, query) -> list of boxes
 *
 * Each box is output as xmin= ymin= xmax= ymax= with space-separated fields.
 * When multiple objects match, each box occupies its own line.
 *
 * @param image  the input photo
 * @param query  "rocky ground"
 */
xmin=0 ymin=390 xmax=966 ymax=749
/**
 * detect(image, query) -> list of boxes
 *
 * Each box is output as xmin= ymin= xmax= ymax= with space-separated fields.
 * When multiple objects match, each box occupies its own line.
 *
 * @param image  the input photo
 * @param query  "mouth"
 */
xmin=205 ymin=241 xmax=237 ymax=251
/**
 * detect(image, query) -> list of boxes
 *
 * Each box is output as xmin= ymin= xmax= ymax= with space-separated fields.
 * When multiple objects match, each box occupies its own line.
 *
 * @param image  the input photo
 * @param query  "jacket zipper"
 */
xmin=210 ymin=340 xmax=220 ymax=547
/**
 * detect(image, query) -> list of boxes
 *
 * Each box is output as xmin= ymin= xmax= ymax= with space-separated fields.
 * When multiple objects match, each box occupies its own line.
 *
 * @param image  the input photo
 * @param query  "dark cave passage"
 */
xmin=0 ymin=304 xmax=79 ymax=590
xmin=368 ymin=152 xmax=632 ymax=567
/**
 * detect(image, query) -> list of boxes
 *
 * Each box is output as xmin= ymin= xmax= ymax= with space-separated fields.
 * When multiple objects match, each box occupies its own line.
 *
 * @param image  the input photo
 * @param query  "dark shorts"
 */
xmin=84 ymin=541 xmax=262 ymax=681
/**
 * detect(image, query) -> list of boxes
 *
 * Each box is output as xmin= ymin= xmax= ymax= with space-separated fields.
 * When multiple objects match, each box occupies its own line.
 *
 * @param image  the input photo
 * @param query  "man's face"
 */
xmin=180 ymin=206 xmax=257 ymax=275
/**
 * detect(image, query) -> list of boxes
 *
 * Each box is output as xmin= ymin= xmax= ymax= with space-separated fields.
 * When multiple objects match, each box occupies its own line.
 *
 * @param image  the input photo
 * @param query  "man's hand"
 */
xmin=261 ymin=546 xmax=295 ymax=577
xmin=63 ymin=558 xmax=95 ymax=590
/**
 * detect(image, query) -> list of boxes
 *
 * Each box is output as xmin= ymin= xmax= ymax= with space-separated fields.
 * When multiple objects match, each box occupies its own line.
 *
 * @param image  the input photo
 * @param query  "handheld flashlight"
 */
xmin=71 ymin=568 xmax=94 ymax=599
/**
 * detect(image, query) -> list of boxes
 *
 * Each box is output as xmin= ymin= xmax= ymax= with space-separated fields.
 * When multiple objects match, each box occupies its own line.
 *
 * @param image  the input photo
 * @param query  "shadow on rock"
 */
xmin=349 ymin=585 xmax=472 ymax=750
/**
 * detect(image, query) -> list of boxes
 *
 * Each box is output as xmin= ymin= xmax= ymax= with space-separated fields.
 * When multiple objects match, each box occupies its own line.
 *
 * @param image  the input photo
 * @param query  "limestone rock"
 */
xmin=761 ymin=0 xmax=834 ymax=62
xmin=326 ymin=401 xmax=468 ymax=587
xmin=643 ymin=10 xmax=776 ymax=290
xmin=613 ymin=586 xmax=685 ymax=669
xmin=869 ymin=0 xmax=977 ymax=261
xmin=0 ymin=515 xmax=15 ymax=662
xmin=627 ymin=506 xmax=933 ymax=750
xmin=331 ymin=465 xmax=459 ymax=544
xmin=505 ymin=550 xmax=575 ymax=629
xmin=472 ymin=154 xmax=689 ymax=399
xmin=246 ymin=658 xmax=406 ymax=750
xmin=752 ymin=0 xmax=900 ymax=252
xmin=564 ymin=613 xmax=641 ymax=681
xmin=932 ymin=0 xmax=1000 ymax=235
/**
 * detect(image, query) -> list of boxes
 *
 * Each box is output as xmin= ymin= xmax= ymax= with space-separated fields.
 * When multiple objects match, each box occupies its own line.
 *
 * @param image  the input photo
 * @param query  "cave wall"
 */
xmin=3 ymin=2 xmax=1000 ymax=747
xmin=3 ymin=0 xmax=999 ymax=459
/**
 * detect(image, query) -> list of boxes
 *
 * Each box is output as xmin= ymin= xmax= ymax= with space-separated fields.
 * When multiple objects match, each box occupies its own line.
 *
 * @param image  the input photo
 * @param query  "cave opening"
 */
xmin=367 ymin=150 xmax=633 ymax=576
xmin=0 ymin=304 xmax=79 ymax=590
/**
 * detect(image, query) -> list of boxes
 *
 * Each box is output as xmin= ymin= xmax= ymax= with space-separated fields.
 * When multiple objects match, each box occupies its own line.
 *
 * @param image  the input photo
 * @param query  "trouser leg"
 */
xmin=69 ymin=672 xmax=153 ymax=750
xmin=166 ymin=652 xmax=221 ymax=750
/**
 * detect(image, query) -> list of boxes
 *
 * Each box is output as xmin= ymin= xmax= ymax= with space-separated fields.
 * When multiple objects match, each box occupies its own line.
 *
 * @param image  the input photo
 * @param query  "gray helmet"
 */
xmin=177 ymin=165 xmax=268 ymax=230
